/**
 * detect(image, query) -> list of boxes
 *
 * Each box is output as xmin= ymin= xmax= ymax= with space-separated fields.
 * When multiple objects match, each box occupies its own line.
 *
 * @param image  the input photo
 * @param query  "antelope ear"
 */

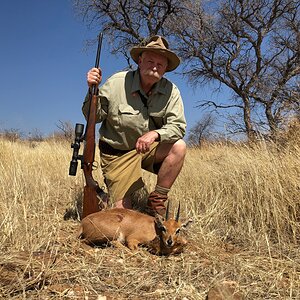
xmin=181 ymin=219 xmax=193 ymax=230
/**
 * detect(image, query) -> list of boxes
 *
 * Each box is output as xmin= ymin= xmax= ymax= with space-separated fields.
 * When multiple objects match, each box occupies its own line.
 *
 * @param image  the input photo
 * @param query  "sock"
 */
xmin=155 ymin=185 xmax=170 ymax=195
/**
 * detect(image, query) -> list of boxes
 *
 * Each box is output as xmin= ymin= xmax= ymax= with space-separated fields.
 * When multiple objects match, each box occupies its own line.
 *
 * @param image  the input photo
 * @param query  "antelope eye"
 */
xmin=175 ymin=228 xmax=181 ymax=234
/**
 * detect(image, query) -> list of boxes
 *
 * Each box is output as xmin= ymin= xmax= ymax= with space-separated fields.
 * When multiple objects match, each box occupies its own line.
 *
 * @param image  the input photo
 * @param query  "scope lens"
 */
xmin=75 ymin=123 xmax=84 ymax=135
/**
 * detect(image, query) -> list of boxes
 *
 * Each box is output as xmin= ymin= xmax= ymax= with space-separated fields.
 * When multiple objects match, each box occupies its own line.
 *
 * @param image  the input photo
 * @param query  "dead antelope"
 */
xmin=78 ymin=203 xmax=192 ymax=255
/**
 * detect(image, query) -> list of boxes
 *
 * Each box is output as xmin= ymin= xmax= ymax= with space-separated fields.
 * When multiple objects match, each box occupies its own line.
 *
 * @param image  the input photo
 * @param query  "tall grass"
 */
xmin=0 ymin=137 xmax=299 ymax=299
xmin=0 ymin=140 xmax=86 ymax=250
xmin=173 ymin=142 xmax=300 ymax=246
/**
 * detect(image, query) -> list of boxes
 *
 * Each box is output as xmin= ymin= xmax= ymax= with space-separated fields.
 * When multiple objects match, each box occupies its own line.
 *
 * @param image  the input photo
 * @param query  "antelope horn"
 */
xmin=175 ymin=202 xmax=181 ymax=222
xmin=165 ymin=201 xmax=170 ymax=220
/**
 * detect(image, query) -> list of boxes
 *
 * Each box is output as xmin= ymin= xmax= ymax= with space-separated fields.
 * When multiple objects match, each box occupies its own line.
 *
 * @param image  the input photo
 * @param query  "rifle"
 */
xmin=69 ymin=33 xmax=107 ymax=219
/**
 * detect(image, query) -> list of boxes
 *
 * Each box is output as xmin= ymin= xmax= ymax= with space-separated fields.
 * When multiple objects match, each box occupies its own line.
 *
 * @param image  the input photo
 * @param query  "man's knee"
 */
xmin=171 ymin=139 xmax=187 ymax=159
xmin=155 ymin=139 xmax=186 ymax=163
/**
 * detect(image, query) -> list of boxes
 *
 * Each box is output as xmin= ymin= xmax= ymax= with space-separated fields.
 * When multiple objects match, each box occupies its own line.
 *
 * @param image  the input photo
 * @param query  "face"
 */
xmin=155 ymin=217 xmax=181 ymax=248
xmin=138 ymin=51 xmax=168 ymax=87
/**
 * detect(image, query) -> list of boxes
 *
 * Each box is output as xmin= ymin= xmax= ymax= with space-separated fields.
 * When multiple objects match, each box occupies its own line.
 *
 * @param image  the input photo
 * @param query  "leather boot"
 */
xmin=146 ymin=191 xmax=168 ymax=216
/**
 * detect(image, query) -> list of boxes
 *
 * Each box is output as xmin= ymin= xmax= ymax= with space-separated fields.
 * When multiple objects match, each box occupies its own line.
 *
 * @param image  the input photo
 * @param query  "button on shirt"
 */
xmin=82 ymin=70 xmax=186 ymax=150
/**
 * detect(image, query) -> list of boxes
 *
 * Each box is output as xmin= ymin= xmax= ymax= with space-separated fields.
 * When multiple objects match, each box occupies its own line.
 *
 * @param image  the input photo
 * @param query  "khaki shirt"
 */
xmin=82 ymin=70 xmax=186 ymax=150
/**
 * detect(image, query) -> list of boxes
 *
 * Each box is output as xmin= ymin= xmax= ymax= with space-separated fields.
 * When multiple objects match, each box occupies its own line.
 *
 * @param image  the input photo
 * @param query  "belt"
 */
xmin=99 ymin=140 xmax=132 ymax=155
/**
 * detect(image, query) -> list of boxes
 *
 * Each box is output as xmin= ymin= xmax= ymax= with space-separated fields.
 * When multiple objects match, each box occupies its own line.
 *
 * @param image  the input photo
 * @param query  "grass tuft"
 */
xmin=0 ymin=138 xmax=299 ymax=299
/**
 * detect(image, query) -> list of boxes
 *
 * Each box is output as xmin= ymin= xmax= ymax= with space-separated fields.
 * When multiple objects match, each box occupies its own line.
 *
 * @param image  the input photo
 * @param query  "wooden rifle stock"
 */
xmin=82 ymin=33 xmax=107 ymax=218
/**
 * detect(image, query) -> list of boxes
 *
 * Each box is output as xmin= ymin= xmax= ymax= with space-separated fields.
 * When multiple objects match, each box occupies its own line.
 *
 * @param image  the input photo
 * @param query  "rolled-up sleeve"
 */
xmin=154 ymin=85 xmax=186 ymax=142
xmin=82 ymin=88 xmax=108 ymax=123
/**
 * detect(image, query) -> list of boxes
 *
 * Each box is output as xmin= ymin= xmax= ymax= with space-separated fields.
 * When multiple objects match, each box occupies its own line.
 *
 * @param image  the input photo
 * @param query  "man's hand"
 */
xmin=136 ymin=131 xmax=160 ymax=154
xmin=87 ymin=67 xmax=102 ymax=88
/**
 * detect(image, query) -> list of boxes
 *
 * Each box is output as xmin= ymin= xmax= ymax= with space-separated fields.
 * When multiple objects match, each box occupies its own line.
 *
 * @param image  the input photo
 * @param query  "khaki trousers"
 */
xmin=100 ymin=142 xmax=160 ymax=203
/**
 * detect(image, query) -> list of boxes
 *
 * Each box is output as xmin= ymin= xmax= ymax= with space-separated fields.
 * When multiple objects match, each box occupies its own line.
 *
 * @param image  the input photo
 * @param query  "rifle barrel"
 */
xmin=92 ymin=33 xmax=103 ymax=96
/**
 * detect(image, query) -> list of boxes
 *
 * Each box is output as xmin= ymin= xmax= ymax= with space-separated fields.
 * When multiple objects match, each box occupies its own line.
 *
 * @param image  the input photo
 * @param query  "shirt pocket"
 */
xmin=149 ymin=111 xmax=165 ymax=129
xmin=118 ymin=104 xmax=142 ymax=130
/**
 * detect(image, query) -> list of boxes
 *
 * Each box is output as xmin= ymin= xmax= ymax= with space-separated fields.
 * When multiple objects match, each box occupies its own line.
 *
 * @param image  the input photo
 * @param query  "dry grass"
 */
xmin=0 ymin=137 xmax=299 ymax=299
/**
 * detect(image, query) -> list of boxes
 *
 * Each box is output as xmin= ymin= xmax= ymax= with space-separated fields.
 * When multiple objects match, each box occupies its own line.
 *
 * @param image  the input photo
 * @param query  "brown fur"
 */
xmin=78 ymin=208 xmax=192 ymax=255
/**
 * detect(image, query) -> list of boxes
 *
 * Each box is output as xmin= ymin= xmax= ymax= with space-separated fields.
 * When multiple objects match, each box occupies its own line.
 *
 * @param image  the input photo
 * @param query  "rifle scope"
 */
xmin=69 ymin=123 xmax=84 ymax=176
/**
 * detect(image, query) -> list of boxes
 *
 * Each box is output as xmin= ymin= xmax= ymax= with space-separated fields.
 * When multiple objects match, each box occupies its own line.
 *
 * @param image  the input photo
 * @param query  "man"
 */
xmin=83 ymin=35 xmax=186 ymax=216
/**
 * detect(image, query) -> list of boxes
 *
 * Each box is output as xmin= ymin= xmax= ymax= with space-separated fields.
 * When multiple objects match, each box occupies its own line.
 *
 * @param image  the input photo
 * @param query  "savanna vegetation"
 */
xmin=0 ymin=122 xmax=299 ymax=299
xmin=0 ymin=1 xmax=299 ymax=298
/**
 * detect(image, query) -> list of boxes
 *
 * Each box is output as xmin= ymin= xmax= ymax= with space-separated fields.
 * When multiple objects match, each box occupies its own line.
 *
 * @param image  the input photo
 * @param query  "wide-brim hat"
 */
xmin=130 ymin=35 xmax=180 ymax=72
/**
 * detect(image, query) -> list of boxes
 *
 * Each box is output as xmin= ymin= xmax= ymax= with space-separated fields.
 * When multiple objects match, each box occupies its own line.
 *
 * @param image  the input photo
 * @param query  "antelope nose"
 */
xmin=167 ymin=238 xmax=173 ymax=247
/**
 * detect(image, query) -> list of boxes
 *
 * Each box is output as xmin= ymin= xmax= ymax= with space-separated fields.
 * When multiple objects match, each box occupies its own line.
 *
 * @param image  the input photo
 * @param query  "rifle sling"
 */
xmin=137 ymin=91 xmax=160 ymax=132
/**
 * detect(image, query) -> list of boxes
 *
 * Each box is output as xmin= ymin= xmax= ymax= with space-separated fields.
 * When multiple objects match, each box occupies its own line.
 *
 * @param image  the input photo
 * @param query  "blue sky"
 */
xmin=0 ymin=0 xmax=227 ymax=137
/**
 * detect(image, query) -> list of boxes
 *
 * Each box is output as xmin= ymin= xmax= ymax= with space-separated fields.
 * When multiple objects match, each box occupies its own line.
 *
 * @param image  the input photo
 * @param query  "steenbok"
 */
xmin=78 ymin=203 xmax=192 ymax=255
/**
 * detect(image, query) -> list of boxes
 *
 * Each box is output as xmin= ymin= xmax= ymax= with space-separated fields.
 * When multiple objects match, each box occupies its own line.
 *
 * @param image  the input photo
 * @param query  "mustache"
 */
xmin=144 ymin=70 xmax=161 ymax=78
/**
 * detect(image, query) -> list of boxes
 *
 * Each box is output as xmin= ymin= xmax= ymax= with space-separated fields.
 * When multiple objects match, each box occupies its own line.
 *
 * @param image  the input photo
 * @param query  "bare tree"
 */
xmin=187 ymin=113 xmax=216 ymax=147
xmin=73 ymin=0 xmax=300 ymax=141
xmin=0 ymin=128 xmax=22 ymax=142
xmin=173 ymin=0 xmax=300 ymax=140
xmin=73 ymin=0 xmax=185 ymax=64
xmin=28 ymin=128 xmax=44 ymax=142
xmin=55 ymin=120 xmax=74 ymax=140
